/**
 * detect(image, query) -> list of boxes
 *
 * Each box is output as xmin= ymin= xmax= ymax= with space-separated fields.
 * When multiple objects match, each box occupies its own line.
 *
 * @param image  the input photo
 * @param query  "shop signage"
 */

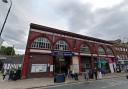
xmin=31 ymin=64 xmax=47 ymax=73
xmin=51 ymin=51 xmax=74 ymax=57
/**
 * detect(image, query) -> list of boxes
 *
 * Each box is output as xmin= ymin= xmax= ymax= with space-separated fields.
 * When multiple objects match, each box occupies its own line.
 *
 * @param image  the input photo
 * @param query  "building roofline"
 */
xmin=30 ymin=23 xmax=113 ymax=44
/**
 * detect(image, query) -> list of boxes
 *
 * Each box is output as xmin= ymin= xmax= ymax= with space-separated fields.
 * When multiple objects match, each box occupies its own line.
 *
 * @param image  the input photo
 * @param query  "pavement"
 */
xmin=36 ymin=76 xmax=128 ymax=89
xmin=0 ymin=72 xmax=127 ymax=89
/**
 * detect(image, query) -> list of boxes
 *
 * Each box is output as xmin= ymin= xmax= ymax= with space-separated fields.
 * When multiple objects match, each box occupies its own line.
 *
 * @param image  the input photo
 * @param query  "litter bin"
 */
xmin=54 ymin=74 xmax=65 ymax=83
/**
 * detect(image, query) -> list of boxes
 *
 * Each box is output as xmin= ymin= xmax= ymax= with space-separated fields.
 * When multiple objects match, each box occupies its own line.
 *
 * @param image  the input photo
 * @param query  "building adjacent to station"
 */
xmin=110 ymin=40 xmax=128 ymax=70
xmin=0 ymin=55 xmax=23 ymax=72
xmin=21 ymin=23 xmax=117 ymax=79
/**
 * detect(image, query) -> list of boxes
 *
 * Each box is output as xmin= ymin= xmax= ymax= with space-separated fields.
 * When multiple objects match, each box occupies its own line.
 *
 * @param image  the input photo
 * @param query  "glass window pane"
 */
xmin=55 ymin=40 xmax=69 ymax=51
xmin=31 ymin=37 xmax=51 ymax=49
xmin=80 ymin=44 xmax=89 ymax=54
xmin=98 ymin=47 xmax=105 ymax=55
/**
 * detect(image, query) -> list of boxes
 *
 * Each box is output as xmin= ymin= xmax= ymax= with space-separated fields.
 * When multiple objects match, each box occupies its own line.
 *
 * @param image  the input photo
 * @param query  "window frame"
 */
xmin=80 ymin=44 xmax=90 ymax=54
xmin=55 ymin=40 xmax=69 ymax=51
xmin=107 ymin=48 xmax=113 ymax=55
xmin=98 ymin=46 xmax=105 ymax=55
xmin=31 ymin=37 xmax=51 ymax=49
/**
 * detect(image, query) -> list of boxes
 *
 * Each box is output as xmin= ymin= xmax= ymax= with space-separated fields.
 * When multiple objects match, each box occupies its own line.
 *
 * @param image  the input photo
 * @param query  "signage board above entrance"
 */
xmin=52 ymin=51 xmax=74 ymax=57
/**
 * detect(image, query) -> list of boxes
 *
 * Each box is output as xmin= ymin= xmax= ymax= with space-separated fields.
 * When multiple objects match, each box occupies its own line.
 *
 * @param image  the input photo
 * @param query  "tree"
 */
xmin=5 ymin=47 xmax=15 ymax=56
xmin=0 ymin=46 xmax=6 ymax=54
xmin=0 ymin=46 xmax=15 ymax=56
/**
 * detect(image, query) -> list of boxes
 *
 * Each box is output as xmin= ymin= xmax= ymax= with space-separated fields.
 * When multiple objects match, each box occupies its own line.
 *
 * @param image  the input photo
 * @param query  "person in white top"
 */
xmin=84 ymin=69 xmax=89 ymax=81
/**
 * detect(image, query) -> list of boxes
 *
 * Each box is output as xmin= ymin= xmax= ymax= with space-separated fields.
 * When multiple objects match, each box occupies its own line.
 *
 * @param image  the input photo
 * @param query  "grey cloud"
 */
xmin=1 ymin=0 xmax=128 ymax=54
xmin=0 ymin=0 xmax=55 ymax=54
xmin=90 ymin=1 xmax=128 ymax=40
xmin=57 ymin=1 xmax=94 ymax=33
xmin=57 ymin=0 xmax=128 ymax=40
xmin=2 ymin=13 xmax=28 ymax=50
xmin=0 ymin=1 xmax=29 ymax=54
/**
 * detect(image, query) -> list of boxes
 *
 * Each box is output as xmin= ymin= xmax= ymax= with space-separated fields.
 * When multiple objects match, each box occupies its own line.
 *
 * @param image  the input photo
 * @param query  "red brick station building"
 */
xmin=21 ymin=23 xmax=117 ymax=79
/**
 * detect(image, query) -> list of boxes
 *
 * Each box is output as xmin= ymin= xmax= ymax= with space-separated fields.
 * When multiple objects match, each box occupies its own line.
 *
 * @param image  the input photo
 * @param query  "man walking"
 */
xmin=93 ymin=68 xmax=98 ymax=80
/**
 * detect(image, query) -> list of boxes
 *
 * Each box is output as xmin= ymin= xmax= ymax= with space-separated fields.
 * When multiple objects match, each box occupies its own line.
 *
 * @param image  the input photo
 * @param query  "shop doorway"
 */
xmin=80 ymin=56 xmax=92 ymax=72
xmin=53 ymin=56 xmax=71 ymax=75
xmin=100 ymin=62 xmax=110 ymax=73
xmin=94 ymin=58 xmax=110 ymax=73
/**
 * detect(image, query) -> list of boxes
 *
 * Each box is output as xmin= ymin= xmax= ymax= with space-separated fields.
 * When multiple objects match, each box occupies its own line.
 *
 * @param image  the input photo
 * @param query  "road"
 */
xmin=32 ymin=77 xmax=128 ymax=89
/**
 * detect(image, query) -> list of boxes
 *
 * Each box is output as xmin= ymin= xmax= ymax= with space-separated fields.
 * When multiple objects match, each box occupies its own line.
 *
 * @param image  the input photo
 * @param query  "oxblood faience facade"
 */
xmin=21 ymin=23 xmax=116 ymax=79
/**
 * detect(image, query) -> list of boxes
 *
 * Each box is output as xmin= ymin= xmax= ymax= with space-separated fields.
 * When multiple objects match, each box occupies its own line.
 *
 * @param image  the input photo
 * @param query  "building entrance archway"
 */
xmin=52 ymin=51 xmax=73 ymax=75
xmin=53 ymin=56 xmax=72 ymax=75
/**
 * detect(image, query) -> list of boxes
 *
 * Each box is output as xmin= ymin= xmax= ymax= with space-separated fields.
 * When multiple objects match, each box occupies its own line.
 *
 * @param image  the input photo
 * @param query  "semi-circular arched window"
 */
xmin=80 ymin=44 xmax=90 ymax=54
xmin=55 ymin=40 xmax=69 ymax=51
xmin=107 ymin=48 xmax=113 ymax=55
xmin=98 ymin=46 xmax=105 ymax=55
xmin=31 ymin=37 xmax=51 ymax=49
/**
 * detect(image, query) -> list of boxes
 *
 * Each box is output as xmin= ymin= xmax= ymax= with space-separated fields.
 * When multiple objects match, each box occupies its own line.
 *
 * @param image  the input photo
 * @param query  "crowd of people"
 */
xmin=2 ymin=68 xmax=21 ymax=81
xmin=67 ymin=68 xmax=106 ymax=81
xmin=83 ymin=68 xmax=104 ymax=80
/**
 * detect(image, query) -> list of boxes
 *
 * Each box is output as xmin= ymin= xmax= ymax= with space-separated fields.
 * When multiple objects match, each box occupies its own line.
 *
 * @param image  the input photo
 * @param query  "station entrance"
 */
xmin=52 ymin=51 xmax=73 ymax=75
xmin=53 ymin=56 xmax=71 ymax=75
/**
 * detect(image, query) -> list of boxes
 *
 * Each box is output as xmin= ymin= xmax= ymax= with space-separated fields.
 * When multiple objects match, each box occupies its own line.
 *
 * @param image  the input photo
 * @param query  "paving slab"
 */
xmin=0 ymin=72 xmax=127 ymax=89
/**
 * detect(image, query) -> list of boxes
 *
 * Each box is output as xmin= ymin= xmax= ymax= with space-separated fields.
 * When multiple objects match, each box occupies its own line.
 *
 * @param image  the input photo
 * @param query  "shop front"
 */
xmin=107 ymin=57 xmax=117 ymax=73
xmin=28 ymin=53 xmax=52 ymax=78
xmin=79 ymin=44 xmax=92 ymax=72
xmin=80 ymin=56 xmax=92 ymax=72
xmin=52 ymin=51 xmax=74 ymax=75
xmin=96 ymin=57 xmax=110 ymax=73
xmin=96 ymin=46 xmax=116 ymax=73
xmin=118 ymin=59 xmax=128 ymax=71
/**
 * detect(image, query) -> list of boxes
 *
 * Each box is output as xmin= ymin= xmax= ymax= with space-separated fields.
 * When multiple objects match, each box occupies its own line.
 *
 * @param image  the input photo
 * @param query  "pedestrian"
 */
xmin=98 ymin=69 xmax=102 ymax=79
xmin=3 ymin=69 xmax=6 ymax=80
xmin=5 ymin=70 xmax=9 ymax=81
xmin=71 ymin=70 xmax=75 ymax=79
xmin=74 ymin=73 xmax=78 ymax=80
xmin=67 ymin=69 xmax=71 ymax=78
xmin=89 ymin=69 xmax=93 ymax=79
xmin=84 ymin=69 xmax=89 ymax=81
xmin=101 ymin=68 xmax=105 ymax=76
xmin=93 ymin=68 xmax=98 ymax=80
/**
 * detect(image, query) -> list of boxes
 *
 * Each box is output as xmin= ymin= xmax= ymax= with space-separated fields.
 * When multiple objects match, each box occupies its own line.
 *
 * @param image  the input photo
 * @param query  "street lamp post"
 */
xmin=0 ymin=0 xmax=12 ymax=37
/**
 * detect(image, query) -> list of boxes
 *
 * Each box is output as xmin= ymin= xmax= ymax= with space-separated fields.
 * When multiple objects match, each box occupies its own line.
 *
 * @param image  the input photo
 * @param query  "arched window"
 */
xmin=55 ymin=40 xmax=69 ymax=51
xmin=98 ymin=47 xmax=105 ymax=55
xmin=80 ymin=44 xmax=90 ymax=54
xmin=107 ymin=48 xmax=113 ymax=55
xmin=31 ymin=37 xmax=51 ymax=49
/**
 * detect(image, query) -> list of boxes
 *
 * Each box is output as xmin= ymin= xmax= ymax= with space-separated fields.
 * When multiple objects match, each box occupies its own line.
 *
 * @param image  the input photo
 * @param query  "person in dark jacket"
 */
xmin=93 ymin=68 xmax=98 ymax=80
xmin=3 ymin=70 xmax=7 ymax=80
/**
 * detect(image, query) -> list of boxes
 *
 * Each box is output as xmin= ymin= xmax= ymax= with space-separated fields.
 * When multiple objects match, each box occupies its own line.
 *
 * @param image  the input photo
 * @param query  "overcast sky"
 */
xmin=0 ymin=0 xmax=128 ymax=54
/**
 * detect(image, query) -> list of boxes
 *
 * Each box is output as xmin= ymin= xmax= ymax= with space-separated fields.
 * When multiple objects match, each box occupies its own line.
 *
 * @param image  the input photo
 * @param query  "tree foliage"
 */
xmin=0 ymin=46 xmax=15 ymax=56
